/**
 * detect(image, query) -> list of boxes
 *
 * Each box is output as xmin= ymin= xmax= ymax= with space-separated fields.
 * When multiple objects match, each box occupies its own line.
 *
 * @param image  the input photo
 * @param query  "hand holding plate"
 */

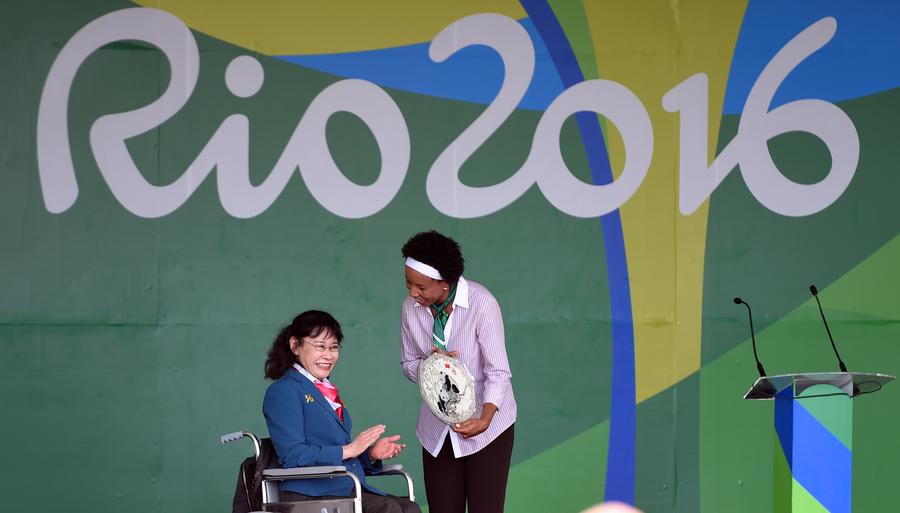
xmin=431 ymin=346 xmax=458 ymax=358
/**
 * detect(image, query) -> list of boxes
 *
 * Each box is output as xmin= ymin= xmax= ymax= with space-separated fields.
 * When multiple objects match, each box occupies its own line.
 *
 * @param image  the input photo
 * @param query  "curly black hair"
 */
xmin=401 ymin=230 xmax=465 ymax=284
xmin=264 ymin=310 xmax=343 ymax=380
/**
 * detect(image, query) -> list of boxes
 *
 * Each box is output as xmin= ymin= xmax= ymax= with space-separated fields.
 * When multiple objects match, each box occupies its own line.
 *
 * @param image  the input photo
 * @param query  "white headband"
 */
xmin=405 ymin=257 xmax=444 ymax=280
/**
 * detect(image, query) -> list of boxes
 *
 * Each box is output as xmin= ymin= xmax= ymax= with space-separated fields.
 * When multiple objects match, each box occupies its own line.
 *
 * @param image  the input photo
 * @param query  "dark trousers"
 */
xmin=422 ymin=424 xmax=515 ymax=513
xmin=279 ymin=490 xmax=421 ymax=513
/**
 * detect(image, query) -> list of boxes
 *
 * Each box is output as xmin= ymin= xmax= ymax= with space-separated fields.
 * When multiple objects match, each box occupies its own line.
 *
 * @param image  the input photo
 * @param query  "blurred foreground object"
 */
xmin=581 ymin=502 xmax=643 ymax=513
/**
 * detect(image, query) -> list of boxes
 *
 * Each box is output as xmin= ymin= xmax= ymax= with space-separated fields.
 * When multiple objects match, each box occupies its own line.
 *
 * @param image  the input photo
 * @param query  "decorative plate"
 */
xmin=418 ymin=352 xmax=477 ymax=425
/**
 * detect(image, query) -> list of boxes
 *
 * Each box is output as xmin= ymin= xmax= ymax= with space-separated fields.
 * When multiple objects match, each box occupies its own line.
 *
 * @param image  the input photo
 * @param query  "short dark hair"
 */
xmin=264 ymin=310 xmax=343 ymax=380
xmin=401 ymin=230 xmax=465 ymax=284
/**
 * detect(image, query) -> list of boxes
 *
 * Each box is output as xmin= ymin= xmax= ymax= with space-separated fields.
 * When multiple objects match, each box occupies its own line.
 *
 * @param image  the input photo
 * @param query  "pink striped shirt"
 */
xmin=401 ymin=277 xmax=516 ymax=457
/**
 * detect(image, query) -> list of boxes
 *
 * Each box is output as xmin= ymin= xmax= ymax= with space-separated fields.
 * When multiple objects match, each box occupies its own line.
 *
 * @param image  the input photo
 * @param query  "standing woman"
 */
xmin=400 ymin=231 xmax=516 ymax=513
xmin=264 ymin=310 xmax=420 ymax=513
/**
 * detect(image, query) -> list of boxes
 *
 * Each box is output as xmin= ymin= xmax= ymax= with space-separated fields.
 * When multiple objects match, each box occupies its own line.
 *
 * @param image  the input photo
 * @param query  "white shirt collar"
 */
xmin=413 ymin=276 xmax=469 ymax=309
xmin=455 ymin=276 xmax=469 ymax=309
xmin=292 ymin=362 xmax=331 ymax=385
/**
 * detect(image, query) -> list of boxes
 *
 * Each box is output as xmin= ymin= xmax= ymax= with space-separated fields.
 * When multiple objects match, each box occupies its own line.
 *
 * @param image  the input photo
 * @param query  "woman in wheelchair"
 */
xmin=264 ymin=310 xmax=421 ymax=513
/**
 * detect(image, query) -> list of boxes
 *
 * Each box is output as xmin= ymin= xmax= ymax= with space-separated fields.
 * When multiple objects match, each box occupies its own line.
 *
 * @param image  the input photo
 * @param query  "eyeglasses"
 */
xmin=310 ymin=344 xmax=341 ymax=354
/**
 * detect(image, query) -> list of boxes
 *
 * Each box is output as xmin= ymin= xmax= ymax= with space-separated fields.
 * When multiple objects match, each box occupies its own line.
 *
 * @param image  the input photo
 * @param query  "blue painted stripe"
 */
xmin=792 ymin=401 xmax=852 ymax=513
xmin=774 ymin=388 xmax=794 ymax=468
xmin=724 ymin=0 xmax=900 ymax=114
xmin=520 ymin=0 xmax=636 ymax=504
xmin=276 ymin=18 xmax=564 ymax=111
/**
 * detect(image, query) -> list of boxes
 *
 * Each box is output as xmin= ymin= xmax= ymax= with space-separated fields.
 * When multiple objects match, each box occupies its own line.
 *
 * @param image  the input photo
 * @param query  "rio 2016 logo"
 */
xmin=37 ymin=8 xmax=857 ymax=219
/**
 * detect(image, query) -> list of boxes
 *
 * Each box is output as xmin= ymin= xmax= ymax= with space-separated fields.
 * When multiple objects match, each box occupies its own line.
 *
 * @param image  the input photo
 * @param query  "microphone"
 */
xmin=809 ymin=285 xmax=849 ymax=373
xmin=735 ymin=297 xmax=777 ymax=398
xmin=734 ymin=297 xmax=768 ymax=378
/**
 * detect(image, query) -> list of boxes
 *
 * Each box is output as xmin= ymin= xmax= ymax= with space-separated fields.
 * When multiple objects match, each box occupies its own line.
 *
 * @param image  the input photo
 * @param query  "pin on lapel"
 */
xmin=305 ymin=394 xmax=314 ymax=403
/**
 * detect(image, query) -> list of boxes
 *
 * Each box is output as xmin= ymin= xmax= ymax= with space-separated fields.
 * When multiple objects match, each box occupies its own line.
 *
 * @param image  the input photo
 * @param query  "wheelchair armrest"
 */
xmin=365 ymin=464 xmax=415 ymax=501
xmin=380 ymin=464 xmax=406 ymax=473
xmin=262 ymin=466 xmax=349 ymax=479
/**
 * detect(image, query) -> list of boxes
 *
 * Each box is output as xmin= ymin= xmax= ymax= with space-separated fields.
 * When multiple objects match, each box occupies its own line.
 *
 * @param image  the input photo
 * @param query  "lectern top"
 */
xmin=743 ymin=371 xmax=895 ymax=400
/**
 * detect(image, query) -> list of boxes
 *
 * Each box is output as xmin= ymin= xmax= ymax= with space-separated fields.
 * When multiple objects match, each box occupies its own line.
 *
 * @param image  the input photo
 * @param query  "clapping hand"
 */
xmin=343 ymin=424 xmax=385 ymax=459
xmin=369 ymin=434 xmax=406 ymax=460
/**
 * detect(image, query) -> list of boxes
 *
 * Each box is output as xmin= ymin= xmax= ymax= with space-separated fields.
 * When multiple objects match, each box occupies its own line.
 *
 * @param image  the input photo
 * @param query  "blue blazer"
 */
xmin=263 ymin=370 xmax=384 ymax=497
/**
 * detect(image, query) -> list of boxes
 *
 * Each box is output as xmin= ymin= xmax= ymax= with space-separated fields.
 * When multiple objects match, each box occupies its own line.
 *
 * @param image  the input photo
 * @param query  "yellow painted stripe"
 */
xmin=583 ymin=0 xmax=747 ymax=402
xmin=132 ymin=0 xmax=526 ymax=55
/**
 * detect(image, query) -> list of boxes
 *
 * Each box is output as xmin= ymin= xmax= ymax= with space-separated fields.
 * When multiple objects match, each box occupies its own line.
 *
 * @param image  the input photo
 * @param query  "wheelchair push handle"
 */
xmin=219 ymin=430 xmax=262 ymax=458
xmin=220 ymin=431 xmax=244 ymax=444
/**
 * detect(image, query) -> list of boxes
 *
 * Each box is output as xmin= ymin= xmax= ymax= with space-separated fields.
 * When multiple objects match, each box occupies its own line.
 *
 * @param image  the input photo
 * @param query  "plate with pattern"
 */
xmin=418 ymin=352 xmax=476 ymax=425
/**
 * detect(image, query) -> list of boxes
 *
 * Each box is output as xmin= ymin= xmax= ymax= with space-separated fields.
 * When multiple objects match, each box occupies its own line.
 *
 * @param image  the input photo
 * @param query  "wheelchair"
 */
xmin=221 ymin=430 xmax=416 ymax=513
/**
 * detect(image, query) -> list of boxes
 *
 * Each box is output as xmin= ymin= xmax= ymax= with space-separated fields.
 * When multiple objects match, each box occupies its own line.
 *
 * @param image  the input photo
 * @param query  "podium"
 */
xmin=744 ymin=372 xmax=894 ymax=513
